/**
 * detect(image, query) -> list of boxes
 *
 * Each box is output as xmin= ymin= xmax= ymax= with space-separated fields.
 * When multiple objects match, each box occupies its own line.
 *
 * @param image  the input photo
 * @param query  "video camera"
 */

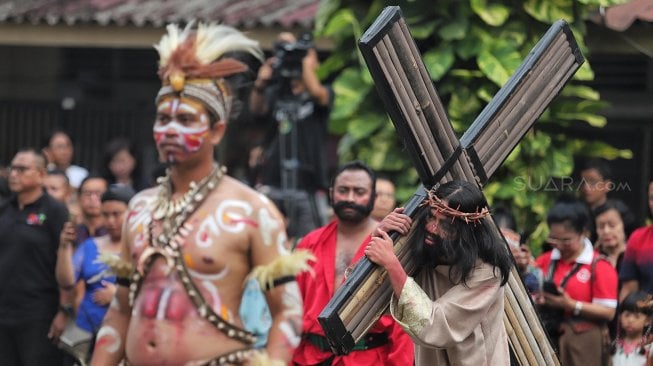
xmin=271 ymin=32 xmax=313 ymax=81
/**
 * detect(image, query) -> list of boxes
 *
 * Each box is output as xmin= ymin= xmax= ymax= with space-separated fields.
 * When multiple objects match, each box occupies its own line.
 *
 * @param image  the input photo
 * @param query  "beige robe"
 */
xmin=390 ymin=261 xmax=510 ymax=366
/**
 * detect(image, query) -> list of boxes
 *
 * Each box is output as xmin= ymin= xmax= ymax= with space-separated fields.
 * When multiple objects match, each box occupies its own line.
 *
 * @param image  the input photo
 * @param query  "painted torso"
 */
xmin=123 ymin=176 xmax=284 ymax=365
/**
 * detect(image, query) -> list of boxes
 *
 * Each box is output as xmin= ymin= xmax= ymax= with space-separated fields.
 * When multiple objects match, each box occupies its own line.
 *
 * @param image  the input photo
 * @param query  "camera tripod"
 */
xmin=271 ymin=89 xmax=324 ymax=239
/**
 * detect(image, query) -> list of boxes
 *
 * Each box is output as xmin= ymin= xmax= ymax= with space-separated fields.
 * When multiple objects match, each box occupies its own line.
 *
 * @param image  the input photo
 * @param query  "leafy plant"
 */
xmin=315 ymin=0 xmax=630 ymax=253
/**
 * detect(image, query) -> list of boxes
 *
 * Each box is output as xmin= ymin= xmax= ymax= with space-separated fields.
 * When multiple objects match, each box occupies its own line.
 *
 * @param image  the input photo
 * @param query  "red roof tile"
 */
xmin=0 ymin=0 xmax=320 ymax=28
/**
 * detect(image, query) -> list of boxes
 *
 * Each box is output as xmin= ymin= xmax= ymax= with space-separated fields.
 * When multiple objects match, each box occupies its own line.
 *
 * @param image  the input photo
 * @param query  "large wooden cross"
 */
xmin=319 ymin=6 xmax=585 ymax=365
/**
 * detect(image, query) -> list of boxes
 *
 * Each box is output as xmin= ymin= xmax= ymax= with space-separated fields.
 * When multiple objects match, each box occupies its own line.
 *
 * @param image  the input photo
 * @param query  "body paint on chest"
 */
xmin=195 ymin=200 xmax=255 ymax=248
xmin=127 ymin=195 xmax=156 ymax=249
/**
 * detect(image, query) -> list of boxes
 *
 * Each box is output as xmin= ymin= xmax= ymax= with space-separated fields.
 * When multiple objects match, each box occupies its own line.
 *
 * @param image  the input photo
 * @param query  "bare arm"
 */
xmin=91 ymin=214 xmax=134 ymax=365
xmin=619 ymin=280 xmax=639 ymax=303
xmin=367 ymin=208 xmax=413 ymax=296
xmin=250 ymin=202 xmax=302 ymax=362
xmin=543 ymin=289 xmax=616 ymax=322
xmin=249 ymin=58 xmax=275 ymax=116
xmin=90 ymin=286 xmax=131 ymax=366
xmin=302 ymin=49 xmax=329 ymax=107
xmin=366 ymin=230 xmax=407 ymax=296
xmin=55 ymin=221 xmax=77 ymax=288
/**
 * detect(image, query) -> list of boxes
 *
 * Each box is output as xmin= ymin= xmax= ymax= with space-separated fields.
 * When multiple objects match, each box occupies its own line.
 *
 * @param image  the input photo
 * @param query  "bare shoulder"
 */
xmin=128 ymin=186 xmax=159 ymax=209
xmin=218 ymin=176 xmax=282 ymax=214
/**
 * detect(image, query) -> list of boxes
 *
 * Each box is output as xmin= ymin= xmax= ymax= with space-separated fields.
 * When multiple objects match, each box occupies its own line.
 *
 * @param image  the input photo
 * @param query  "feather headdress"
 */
xmin=154 ymin=22 xmax=263 ymax=122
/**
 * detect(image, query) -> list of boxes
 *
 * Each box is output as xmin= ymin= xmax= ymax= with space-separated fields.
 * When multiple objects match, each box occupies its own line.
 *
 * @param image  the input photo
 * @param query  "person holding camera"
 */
xmin=249 ymin=32 xmax=333 ymax=240
xmin=535 ymin=195 xmax=618 ymax=366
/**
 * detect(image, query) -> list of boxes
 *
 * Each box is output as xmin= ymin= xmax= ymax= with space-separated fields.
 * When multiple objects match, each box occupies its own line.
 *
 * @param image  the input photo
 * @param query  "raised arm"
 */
xmin=302 ymin=49 xmax=330 ymax=107
xmin=90 ymin=212 xmax=134 ymax=365
xmin=249 ymin=58 xmax=275 ymax=116
xmin=56 ymin=221 xmax=77 ymax=289
xmin=52 ymin=221 xmax=81 ymax=343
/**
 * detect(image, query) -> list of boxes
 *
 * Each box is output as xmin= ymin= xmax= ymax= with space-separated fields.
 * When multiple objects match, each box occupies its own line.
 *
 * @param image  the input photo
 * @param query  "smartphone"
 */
xmin=542 ymin=280 xmax=561 ymax=295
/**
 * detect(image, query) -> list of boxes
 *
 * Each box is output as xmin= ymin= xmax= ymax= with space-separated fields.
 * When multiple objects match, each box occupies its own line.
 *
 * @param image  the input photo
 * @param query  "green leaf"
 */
xmin=322 ymin=9 xmax=357 ymax=38
xmin=438 ymin=18 xmax=469 ymax=41
xmin=575 ymin=141 xmax=633 ymax=159
xmin=560 ymin=85 xmax=600 ymax=100
xmin=331 ymin=69 xmax=370 ymax=121
xmin=448 ymin=87 xmax=481 ymax=123
xmin=477 ymin=45 xmax=522 ymax=86
xmin=320 ymin=0 xmax=622 ymax=256
xmin=471 ymin=0 xmax=511 ymax=26
xmin=315 ymin=0 xmax=341 ymax=35
xmin=410 ymin=20 xmax=438 ymax=40
xmin=347 ymin=114 xmax=385 ymax=141
xmin=423 ymin=45 xmax=455 ymax=81
xmin=523 ymin=0 xmax=573 ymax=24
xmin=548 ymin=149 xmax=574 ymax=176
xmin=457 ymin=25 xmax=490 ymax=59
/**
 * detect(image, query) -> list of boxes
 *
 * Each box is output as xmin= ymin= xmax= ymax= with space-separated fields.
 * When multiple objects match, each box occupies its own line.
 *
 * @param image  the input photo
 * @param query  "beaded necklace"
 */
xmin=129 ymin=163 xmax=256 ymax=345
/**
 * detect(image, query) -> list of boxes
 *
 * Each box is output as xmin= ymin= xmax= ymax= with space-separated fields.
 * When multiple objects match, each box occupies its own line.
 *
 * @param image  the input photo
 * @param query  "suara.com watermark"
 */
xmin=513 ymin=176 xmax=632 ymax=192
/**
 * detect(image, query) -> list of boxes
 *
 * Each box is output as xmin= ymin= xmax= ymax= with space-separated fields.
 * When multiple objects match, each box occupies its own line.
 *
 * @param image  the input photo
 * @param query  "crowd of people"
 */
xmin=0 ymin=22 xmax=652 ymax=366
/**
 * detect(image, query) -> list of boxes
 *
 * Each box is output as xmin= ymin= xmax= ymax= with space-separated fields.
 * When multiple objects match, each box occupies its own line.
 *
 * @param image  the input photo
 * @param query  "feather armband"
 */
xmin=248 ymin=250 xmax=315 ymax=291
xmin=97 ymin=253 xmax=134 ymax=286
xmin=250 ymin=350 xmax=286 ymax=366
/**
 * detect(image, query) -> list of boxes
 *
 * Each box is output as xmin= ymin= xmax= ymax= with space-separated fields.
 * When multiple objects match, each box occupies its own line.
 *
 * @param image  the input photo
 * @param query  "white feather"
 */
xmin=154 ymin=22 xmax=195 ymax=67
xmin=194 ymin=23 xmax=264 ymax=64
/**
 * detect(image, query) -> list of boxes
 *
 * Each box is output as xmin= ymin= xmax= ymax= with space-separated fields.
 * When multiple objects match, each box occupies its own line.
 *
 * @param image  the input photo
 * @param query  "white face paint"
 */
xmin=258 ymin=208 xmax=280 ymax=247
xmin=154 ymin=99 xmax=211 ymax=157
xmin=96 ymin=325 xmax=122 ymax=354
xmin=195 ymin=199 xmax=254 ymax=248
xmin=153 ymin=121 xmax=209 ymax=137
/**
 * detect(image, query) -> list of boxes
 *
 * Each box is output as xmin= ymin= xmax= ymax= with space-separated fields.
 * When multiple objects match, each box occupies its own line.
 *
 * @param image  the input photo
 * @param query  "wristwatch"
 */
xmin=573 ymin=301 xmax=583 ymax=316
xmin=59 ymin=304 xmax=74 ymax=317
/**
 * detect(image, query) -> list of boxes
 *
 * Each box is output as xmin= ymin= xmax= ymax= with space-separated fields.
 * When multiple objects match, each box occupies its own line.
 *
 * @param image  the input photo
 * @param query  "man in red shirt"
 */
xmin=293 ymin=161 xmax=413 ymax=365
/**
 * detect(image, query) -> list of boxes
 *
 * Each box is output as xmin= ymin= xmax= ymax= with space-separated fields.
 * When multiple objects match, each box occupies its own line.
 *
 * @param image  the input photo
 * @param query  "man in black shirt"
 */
xmin=250 ymin=32 xmax=333 ymax=239
xmin=0 ymin=148 xmax=69 ymax=365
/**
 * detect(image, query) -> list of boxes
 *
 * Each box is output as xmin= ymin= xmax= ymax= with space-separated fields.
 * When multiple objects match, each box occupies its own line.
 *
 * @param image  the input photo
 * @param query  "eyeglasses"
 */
xmin=80 ymin=191 xmax=104 ymax=198
xmin=9 ymin=165 xmax=37 ymax=174
xmin=546 ymin=234 xmax=580 ymax=246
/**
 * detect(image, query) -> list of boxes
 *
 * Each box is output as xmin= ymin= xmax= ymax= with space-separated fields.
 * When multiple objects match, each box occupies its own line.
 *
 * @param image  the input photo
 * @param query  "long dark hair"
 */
xmin=101 ymin=137 xmax=145 ymax=191
xmin=410 ymin=180 xmax=512 ymax=286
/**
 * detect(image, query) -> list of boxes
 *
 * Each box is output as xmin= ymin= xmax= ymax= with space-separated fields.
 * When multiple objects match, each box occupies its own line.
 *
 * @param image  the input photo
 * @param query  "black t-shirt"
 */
xmin=0 ymin=191 xmax=68 ymax=324
xmin=258 ymin=85 xmax=333 ymax=192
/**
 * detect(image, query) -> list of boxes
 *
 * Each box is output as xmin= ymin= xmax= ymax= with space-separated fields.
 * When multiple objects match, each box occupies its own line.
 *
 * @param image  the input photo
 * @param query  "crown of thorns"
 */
xmin=421 ymin=189 xmax=490 ymax=224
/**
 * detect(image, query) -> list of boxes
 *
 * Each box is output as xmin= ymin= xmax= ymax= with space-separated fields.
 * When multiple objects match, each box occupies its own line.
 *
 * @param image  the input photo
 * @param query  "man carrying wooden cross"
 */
xmin=366 ymin=180 xmax=513 ymax=365
xmin=319 ymin=6 xmax=584 ymax=365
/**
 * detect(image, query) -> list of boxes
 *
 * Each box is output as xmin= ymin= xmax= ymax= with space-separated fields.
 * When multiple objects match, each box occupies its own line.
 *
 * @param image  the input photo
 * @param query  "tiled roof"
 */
xmin=0 ymin=0 xmax=320 ymax=28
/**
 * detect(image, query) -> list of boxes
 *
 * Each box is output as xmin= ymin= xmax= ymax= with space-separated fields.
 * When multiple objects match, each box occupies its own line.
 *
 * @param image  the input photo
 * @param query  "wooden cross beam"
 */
xmin=319 ymin=6 xmax=585 ymax=365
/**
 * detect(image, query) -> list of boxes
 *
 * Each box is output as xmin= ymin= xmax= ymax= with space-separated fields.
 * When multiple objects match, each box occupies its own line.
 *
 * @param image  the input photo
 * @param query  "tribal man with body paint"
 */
xmin=90 ymin=23 xmax=311 ymax=366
